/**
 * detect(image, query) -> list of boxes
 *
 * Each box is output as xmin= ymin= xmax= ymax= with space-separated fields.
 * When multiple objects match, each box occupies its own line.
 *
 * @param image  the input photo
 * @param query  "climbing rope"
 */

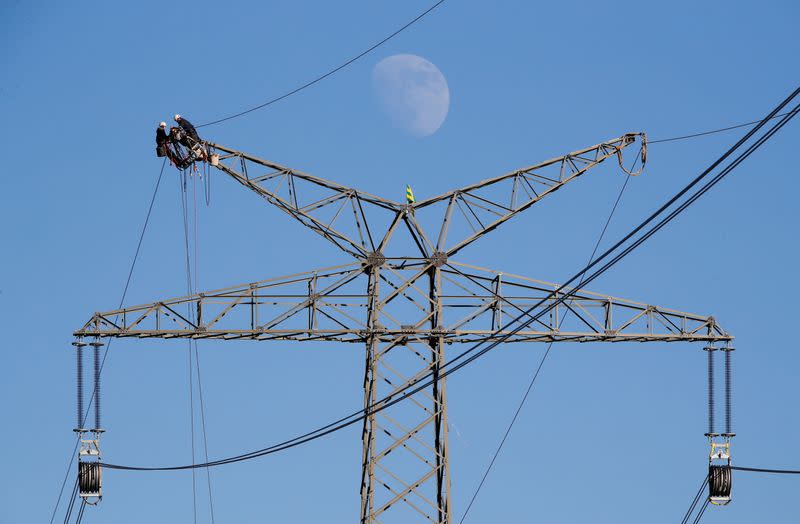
xmin=179 ymin=165 xmax=216 ymax=523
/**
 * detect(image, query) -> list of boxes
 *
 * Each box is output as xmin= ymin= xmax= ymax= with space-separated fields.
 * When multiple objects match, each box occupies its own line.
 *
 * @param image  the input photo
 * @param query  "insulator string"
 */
xmin=93 ymin=342 xmax=102 ymax=430
xmin=76 ymin=342 xmax=84 ymax=430
xmin=724 ymin=349 xmax=732 ymax=435
xmin=706 ymin=347 xmax=715 ymax=435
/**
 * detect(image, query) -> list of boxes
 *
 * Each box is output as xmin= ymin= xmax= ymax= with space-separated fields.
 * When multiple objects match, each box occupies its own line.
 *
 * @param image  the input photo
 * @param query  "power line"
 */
xmin=197 ymin=0 xmax=446 ymax=128
xmin=48 ymin=159 xmax=167 ymax=523
xmin=61 ymin=479 xmax=79 ymax=524
xmin=733 ymin=465 xmax=800 ymax=474
xmin=691 ymin=499 xmax=710 ymax=524
xmin=102 ymin=89 xmax=800 ymax=472
xmin=680 ymin=475 xmax=709 ymax=524
xmin=650 ymin=111 xmax=793 ymax=144
xmin=74 ymin=500 xmax=86 ymax=524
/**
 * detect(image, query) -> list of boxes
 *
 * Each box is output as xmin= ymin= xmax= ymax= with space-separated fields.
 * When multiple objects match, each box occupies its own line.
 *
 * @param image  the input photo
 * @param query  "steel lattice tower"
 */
xmin=75 ymin=133 xmax=732 ymax=523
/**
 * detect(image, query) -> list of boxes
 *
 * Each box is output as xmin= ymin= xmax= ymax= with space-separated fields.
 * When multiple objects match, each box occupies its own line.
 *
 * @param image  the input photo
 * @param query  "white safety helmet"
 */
xmin=159 ymin=121 xmax=167 ymax=128
xmin=174 ymin=114 xmax=181 ymax=121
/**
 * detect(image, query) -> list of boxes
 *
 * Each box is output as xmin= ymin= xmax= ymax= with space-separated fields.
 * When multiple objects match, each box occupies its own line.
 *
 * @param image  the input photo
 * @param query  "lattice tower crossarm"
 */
xmin=74 ymin=133 xmax=731 ymax=524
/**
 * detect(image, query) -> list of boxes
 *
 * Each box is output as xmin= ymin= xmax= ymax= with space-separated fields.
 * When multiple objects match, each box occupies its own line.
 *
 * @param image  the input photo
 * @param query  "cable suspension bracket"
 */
xmin=617 ymin=132 xmax=647 ymax=176
xmin=74 ymin=337 xmax=105 ymax=506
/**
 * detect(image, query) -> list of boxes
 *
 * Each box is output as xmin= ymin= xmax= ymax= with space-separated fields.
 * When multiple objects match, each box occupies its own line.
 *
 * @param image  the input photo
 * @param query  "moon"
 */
xmin=372 ymin=54 xmax=450 ymax=137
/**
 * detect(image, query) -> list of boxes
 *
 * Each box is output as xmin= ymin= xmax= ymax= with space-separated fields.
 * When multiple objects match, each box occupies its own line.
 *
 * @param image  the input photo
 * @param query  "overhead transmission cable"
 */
xmin=61 ymin=478 xmax=79 ymax=524
xmin=102 ymin=88 xmax=800 ymax=472
xmin=691 ymin=499 xmax=710 ymax=524
xmin=680 ymin=475 xmax=709 ymax=524
xmin=74 ymin=500 xmax=86 ymax=524
xmin=733 ymin=465 xmax=800 ymax=474
xmin=49 ymin=158 xmax=167 ymax=523
xmin=197 ymin=0 xmax=446 ymax=128
xmin=458 ymin=152 xmax=640 ymax=523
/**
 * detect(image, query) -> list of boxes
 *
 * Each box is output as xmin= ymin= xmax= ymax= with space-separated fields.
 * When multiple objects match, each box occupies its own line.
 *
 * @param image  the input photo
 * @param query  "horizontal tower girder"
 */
xmin=74 ymin=261 xmax=731 ymax=344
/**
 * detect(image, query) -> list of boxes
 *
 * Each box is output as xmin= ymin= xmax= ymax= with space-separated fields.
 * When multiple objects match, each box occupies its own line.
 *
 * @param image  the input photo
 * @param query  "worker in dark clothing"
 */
xmin=156 ymin=122 xmax=169 ymax=147
xmin=174 ymin=114 xmax=206 ymax=160
xmin=156 ymin=121 xmax=184 ymax=166
xmin=156 ymin=122 xmax=169 ymax=150
xmin=175 ymin=114 xmax=200 ymax=143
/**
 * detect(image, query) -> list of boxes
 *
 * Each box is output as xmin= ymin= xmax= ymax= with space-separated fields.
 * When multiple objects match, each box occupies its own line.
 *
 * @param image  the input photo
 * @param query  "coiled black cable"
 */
xmin=78 ymin=462 xmax=101 ymax=496
xmin=708 ymin=465 xmax=732 ymax=499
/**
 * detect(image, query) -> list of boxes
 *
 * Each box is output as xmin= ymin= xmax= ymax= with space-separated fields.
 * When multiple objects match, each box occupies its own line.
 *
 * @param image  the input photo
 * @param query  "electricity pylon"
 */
xmin=75 ymin=133 xmax=732 ymax=523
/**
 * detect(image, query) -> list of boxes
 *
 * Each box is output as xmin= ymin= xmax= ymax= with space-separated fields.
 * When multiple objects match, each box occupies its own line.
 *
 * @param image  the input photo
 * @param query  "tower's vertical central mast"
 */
xmin=360 ymin=262 xmax=381 ymax=522
xmin=429 ymin=263 xmax=453 ymax=523
xmin=359 ymin=213 xmax=453 ymax=523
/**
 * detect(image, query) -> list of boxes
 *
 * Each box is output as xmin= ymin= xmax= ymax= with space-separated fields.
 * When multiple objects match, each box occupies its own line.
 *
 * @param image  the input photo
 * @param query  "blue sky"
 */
xmin=1 ymin=1 xmax=799 ymax=522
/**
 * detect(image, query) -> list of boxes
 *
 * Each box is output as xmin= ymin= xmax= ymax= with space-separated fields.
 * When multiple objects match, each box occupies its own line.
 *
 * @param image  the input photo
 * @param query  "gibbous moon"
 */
xmin=372 ymin=54 xmax=450 ymax=137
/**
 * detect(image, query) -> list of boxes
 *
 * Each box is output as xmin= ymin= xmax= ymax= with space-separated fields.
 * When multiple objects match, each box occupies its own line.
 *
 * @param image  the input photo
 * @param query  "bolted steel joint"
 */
xmin=429 ymin=251 xmax=448 ymax=268
xmin=365 ymin=251 xmax=386 ymax=268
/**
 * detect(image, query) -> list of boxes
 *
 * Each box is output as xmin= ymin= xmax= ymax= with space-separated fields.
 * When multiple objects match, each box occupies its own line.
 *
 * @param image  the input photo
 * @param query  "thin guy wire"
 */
xmin=183 ymin=170 xmax=216 ymax=522
xmin=101 ymin=93 xmax=799 ymax=472
xmin=49 ymin=158 xmax=167 ymax=523
xmin=458 ymin=155 xmax=637 ymax=523
xmin=197 ymin=0 xmax=446 ymax=128
xmin=650 ymin=111 xmax=792 ymax=143
xmin=192 ymin=171 xmax=217 ymax=523
xmin=195 ymin=344 xmax=217 ymax=522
